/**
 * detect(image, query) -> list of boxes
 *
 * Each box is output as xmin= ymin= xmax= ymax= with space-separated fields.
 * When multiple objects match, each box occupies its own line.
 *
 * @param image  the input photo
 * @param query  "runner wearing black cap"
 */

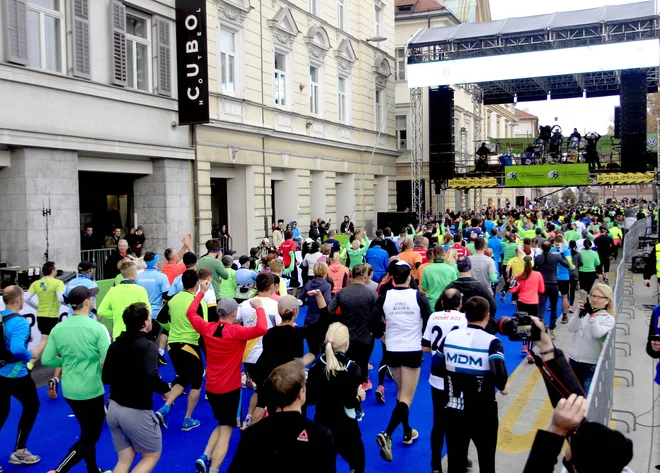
xmin=42 ymin=286 xmax=112 ymax=473
xmin=369 ymin=261 xmax=432 ymax=462
xmin=184 ymin=279 xmax=268 ymax=473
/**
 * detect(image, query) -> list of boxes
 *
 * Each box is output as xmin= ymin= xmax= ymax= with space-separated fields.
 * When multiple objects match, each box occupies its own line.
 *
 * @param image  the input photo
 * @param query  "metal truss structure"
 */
xmin=410 ymin=87 xmax=424 ymax=223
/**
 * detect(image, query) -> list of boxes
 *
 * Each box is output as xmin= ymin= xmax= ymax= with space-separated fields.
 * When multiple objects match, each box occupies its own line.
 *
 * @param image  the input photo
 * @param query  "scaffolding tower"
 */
xmin=411 ymin=87 xmax=424 ymax=224
xmin=471 ymin=85 xmax=484 ymax=211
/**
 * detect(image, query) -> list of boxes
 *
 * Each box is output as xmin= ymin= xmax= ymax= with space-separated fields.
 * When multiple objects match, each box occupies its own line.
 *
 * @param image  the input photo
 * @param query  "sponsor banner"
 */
xmin=175 ymin=0 xmax=210 ymax=125
xmin=505 ymin=164 xmax=589 ymax=187
xmin=448 ymin=177 xmax=498 ymax=189
xmin=597 ymin=172 xmax=655 ymax=185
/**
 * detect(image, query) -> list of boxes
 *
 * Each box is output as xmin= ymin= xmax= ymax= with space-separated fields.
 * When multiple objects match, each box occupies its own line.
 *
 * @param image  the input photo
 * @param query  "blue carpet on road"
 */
xmin=0 ymin=294 xmax=559 ymax=472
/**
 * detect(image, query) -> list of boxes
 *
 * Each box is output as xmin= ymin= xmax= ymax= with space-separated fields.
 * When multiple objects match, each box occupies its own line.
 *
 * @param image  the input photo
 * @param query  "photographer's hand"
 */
xmin=652 ymin=341 xmax=660 ymax=353
xmin=547 ymin=394 xmax=586 ymax=437
xmin=531 ymin=317 xmax=555 ymax=361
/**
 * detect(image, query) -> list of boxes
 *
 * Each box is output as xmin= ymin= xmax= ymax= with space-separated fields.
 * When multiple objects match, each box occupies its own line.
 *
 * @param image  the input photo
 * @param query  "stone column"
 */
xmin=134 ymin=159 xmax=192 ymax=255
xmin=0 ymin=148 xmax=80 ymax=270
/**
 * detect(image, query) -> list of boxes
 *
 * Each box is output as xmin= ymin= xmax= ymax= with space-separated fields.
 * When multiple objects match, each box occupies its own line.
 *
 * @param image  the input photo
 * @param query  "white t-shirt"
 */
xmin=383 ymin=288 xmax=423 ymax=352
xmin=236 ymin=296 xmax=281 ymax=364
xmin=423 ymin=310 xmax=468 ymax=390
xmin=302 ymin=252 xmax=324 ymax=276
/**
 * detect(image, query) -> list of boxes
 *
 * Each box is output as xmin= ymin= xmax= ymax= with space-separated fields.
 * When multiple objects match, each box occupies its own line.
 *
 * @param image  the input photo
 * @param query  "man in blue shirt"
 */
xmin=484 ymin=215 xmax=496 ymax=235
xmin=0 ymin=285 xmax=42 ymax=466
xmin=65 ymin=261 xmax=99 ymax=311
xmin=323 ymin=230 xmax=342 ymax=257
xmin=366 ymin=239 xmax=390 ymax=282
xmin=168 ymin=252 xmax=198 ymax=297
xmin=136 ymin=252 xmax=170 ymax=317
xmin=486 ymin=228 xmax=503 ymax=276
xmin=551 ymin=235 xmax=574 ymax=324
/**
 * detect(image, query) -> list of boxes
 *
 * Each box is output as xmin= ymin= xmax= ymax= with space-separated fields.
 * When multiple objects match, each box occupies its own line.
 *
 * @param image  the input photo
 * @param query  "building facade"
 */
xmin=0 ymin=0 xmax=193 ymax=270
xmin=514 ymin=108 xmax=540 ymax=139
xmin=196 ymin=0 xmax=398 ymax=254
xmin=394 ymin=0 xmax=532 ymax=213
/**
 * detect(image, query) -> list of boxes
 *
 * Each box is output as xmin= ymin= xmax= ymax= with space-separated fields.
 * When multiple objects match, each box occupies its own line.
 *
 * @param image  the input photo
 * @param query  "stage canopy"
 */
xmin=406 ymin=1 xmax=660 ymax=104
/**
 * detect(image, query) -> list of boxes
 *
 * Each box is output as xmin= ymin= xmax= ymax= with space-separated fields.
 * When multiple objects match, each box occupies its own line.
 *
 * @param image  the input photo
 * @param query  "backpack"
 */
xmin=0 ymin=313 xmax=22 ymax=368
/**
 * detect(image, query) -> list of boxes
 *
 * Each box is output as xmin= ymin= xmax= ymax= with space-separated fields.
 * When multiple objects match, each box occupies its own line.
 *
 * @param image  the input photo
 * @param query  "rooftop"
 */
xmin=514 ymin=109 xmax=538 ymax=120
xmin=395 ymin=0 xmax=445 ymax=15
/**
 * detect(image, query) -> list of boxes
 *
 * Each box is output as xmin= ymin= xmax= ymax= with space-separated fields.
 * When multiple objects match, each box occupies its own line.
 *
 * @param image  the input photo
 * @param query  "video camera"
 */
xmin=498 ymin=312 xmax=543 ymax=342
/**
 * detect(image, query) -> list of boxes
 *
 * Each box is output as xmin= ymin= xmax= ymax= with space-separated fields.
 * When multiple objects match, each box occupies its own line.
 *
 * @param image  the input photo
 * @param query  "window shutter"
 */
xmin=3 ymin=0 xmax=28 ymax=65
xmin=111 ymin=0 xmax=127 ymax=86
xmin=156 ymin=18 xmax=171 ymax=97
xmin=72 ymin=0 xmax=91 ymax=79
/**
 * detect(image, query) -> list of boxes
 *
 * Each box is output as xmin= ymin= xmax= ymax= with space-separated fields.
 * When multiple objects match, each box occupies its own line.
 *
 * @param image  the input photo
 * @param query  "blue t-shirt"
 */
xmin=0 ymin=310 xmax=31 ymax=378
xmin=168 ymin=274 xmax=184 ymax=297
xmin=235 ymin=268 xmax=258 ymax=286
xmin=466 ymin=227 xmax=483 ymax=240
xmin=487 ymin=236 xmax=503 ymax=263
xmin=136 ymin=268 xmax=170 ymax=316
xmin=65 ymin=275 xmax=98 ymax=310
xmin=366 ymin=246 xmax=389 ymax=281
xmin=551 ymin=246 xmax=572 ymax=281
xmin=484 ymin=220 xmax=496 ymax=234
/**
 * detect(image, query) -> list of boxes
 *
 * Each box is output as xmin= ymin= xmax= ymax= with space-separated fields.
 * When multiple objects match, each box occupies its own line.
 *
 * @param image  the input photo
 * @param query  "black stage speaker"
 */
xmin=620 ymin=70 xmax=648 ymax=173
xmin=377 ymin=212 xmax=418 ymax=234
xmin=614 ymin=106 xmax=621 ymax=139
xmin=429 ymin=87 xmax=455 ymax=182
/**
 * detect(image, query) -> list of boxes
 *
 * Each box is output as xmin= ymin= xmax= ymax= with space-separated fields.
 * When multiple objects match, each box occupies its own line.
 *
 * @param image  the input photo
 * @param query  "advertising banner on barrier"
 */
xmin=448 ymin=177 xmax=498 ymax=188
xmin=597 ymin=172 xmax=655 ymax=185
xmin=505 ymin=164 xmax=589 ymax=187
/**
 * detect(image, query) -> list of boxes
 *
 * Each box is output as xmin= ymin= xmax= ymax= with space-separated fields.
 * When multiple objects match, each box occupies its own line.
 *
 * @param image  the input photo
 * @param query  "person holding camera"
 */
xmin=566 ymin=283 xmax=616 ymax=393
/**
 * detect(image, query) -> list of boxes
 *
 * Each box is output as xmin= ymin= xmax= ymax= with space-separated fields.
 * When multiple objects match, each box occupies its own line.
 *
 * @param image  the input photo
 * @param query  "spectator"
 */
xmin=81 ymin=225 xmax=98 ymax=250
xmin=105 ymin=227 xmax=122 ymax=249
xmin=125 ymin=227 xmax=146 ymax=257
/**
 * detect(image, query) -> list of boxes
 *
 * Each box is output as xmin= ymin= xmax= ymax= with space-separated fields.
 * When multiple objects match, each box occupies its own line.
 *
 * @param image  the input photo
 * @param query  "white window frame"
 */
xmin=338 ymin=75 xmax=350 ymax=124
xmin=375 ymin=88 xmax=383 ymax=131
xmin=27 ymin=0 xmax=66 ymax=74
xmin=309 ymin=64 xmax=322 ymax=116
xmin=375 ymin=5 xmax=383 ymax=37
xmin=396 ymin=115 xmax=408 ymax=150
xmin=337 ymin=0 xmax=346 ymax=31
xmin=309 ymin=0 xmax=319 ymax=16
xmin=218 ymin=24 xmax=242 ymax=96
xmin=395 ymin=48 xmax=406 ymax=81
xmin=125 ymin=9 xmax=153 ymax=92
xmin=274 ymin=49 xmax=291 ymax=109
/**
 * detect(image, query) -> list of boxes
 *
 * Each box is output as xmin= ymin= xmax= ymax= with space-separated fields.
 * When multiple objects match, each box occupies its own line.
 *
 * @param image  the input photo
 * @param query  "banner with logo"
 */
xmin=505 ymin=164 xmax=589 ymax=187
xmin=448 ymin=177 xmax=498 ymax=189
xmin=176 ymin=0 xmax=209 ymax=125
xmin=597 ymin=172 xmax=655 ymax=185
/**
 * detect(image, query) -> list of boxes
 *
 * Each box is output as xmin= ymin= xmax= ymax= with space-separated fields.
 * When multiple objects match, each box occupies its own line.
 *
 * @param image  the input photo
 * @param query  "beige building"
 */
xmin=514 ymin=109 xmax=540 ymax=139
xmin=394 ymin=0 xmax=533 ymax=213
xmin=196 ymin=0 xmax=400 ymax=254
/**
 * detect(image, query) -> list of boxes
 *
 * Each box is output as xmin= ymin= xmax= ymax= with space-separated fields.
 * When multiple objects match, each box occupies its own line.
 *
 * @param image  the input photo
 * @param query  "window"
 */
xmin=126 ymin=11 xmax=151 ymax=91
xmin=337 ymin=0 xmax=345 ymax=30
xmin=309 ymin=0 xmax=317 ymax=15
xmin=338 ymin=76 xmax=348 ymax=123
xmin=219 ymin=27 xmax=236 ymax=93
xmin=375 ymin=5 xmax=383 ymax=37
xmin=27 ymin=0 xmax=65 ymax=73
xmin=396 ymin=115 xmax=407 ymax=149
xmin=310 ymin=66 xmax=320 ymax=115
xmin=274 ymin=52 xmax=288 ymax=107
xmin=395 ymin=48 xmax=406 ymax=81
xmin=375 ymin=88 xmax=383 ymax=130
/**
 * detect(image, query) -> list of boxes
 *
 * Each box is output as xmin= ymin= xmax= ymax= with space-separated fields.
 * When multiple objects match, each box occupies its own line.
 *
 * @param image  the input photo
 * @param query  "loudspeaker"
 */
xmin=377 ymin=212 xmax=418 ymax=234
xmin=620 ymin=70 xmax=648 ymax=173
xmin=429 ymin=87 xmax=455 ymax=183
xmin=614 ymin=106 xmax=621 ymax=139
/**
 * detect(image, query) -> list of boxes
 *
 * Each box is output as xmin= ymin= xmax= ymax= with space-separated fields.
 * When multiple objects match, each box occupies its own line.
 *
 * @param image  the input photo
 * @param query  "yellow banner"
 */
xmin=448 ymin=177 xmax=498 ymax=189
xmin=596 ymin=172 xmax=655 ymax=185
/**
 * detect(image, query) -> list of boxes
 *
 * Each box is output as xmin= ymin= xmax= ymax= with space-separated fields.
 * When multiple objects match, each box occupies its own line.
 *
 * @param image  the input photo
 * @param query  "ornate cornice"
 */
xmin=216 ymin=0 xmax=250 ymax=25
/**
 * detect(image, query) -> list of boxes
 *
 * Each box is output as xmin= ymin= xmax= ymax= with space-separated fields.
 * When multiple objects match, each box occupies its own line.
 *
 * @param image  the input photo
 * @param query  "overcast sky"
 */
xmin=488 ymin=0 xmax=643 ymax=135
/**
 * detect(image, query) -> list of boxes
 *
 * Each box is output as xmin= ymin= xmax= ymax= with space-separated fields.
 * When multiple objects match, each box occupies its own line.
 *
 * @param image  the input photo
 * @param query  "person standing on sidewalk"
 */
xmin=102 ymin=302 xmax=170 ymax=473
xmin=42 ymin=286 xmax=111 ymax=473
xmin=0 ymin=285 xmax=42 ymax=468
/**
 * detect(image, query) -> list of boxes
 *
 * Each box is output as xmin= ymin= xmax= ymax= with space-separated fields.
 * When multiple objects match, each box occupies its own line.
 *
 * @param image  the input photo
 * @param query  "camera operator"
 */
xmin=437 ymin=296 xmax=509 ymax=473
xmin=517 ymin=318 xmax=634 ymax=473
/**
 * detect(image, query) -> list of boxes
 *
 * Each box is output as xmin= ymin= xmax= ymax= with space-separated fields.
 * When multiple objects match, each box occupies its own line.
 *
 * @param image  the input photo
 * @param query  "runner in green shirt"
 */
xmin=219 ymin=255 xmax=237 ymax=300
xmin=197 ymin=240 xmax=229 ymax=300
xmin=41 ymin=286 xmax=111 ymax=473
xmin=422 ymin=247 xmax=459 ymax=309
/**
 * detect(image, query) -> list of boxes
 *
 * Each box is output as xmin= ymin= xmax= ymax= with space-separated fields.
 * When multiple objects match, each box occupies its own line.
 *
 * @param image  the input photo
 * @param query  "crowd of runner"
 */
xmin=0 ymin=200 xmax=652 ymax=473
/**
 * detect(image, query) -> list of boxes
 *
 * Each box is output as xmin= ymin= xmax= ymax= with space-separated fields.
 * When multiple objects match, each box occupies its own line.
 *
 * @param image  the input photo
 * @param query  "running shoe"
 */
xmin=155 ymin=405 xmax=170 ymax=429
xmin=569 ymin=306 xmax=575 ymax=313
xmin=550 ymin=330 xmax=556 ymax=340
xmin=500 ymin=294 xmax=506 ymax=303
xmin=561 ymin=314 xmax=569 ymax=324
xmin=376 ymin=432 xmax=393 ymax=462
xmin=403 ymin=428 xmax=419 ymax=445
xmin=521 ymin=344 xmax=528 ymax=355
xmin=158 ymin=354 xmax=168 ymax=366
xmin=375 ymin=385 xmax=386 ymax=404
xmin=9 ymin=450 xmax=40 ymax=465
xmin=47 ymin=378 xmax=59 ymax=400
xmin=241 ymin=415 xmax=253 ymax=431
xmin=181 ymin=417 xmax=201 ymax=432
xmin=356 ymin=409 xmax=365 ymax=422
xmin=527 ymin=353 xmax=535 ymax=364
xmin=362 ymin=380 xmax=373 ymax=391
xmin=195 ymin=454 xmax=210 ymax=473
xmin=368 ymin=364 xmax=374 ymax=370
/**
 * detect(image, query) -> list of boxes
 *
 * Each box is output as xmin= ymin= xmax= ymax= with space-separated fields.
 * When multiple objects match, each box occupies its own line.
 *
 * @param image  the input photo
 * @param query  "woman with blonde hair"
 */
xmin=567 ymin=282 xmax=616 ymax=393
xmin=444 ymin=248 xmax=458 ymax=267
xmin=307 ymin=322 xmax=366 ymax=473
xmin=327 ymin=252 xmax=350 ymax=294
xmin=347 ymin=238 xmax=368 ymax=270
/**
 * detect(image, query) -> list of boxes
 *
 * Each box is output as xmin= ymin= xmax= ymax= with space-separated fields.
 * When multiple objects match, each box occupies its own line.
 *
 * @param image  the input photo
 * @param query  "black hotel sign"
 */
xmin=175 ymin=0 xmax=210 ymax=125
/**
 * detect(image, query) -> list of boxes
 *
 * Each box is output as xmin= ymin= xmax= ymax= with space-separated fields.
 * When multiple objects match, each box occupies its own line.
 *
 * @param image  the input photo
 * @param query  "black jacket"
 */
xmin=102 ymin=331 xmax=169 ymax=410
xmin=522 ymin=429 xmax=566 ymax=473
xmin=444 ymin=276 xmax=498 ymax=332
xmin=340 ymin=221 xmax=354 ymax=234
xmin=228 ymin=411 xmax=336 ymax=473
xmin=534 ymin=252 xmax=569 ymax=286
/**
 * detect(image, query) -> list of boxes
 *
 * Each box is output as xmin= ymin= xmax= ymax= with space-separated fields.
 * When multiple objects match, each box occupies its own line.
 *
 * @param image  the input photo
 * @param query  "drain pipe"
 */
xmin=193 ymin=124 xmax=201 ymax=254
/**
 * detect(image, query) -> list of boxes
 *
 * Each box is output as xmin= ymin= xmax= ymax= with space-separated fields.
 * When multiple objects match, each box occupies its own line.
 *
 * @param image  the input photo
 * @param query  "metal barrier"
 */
xmin=80 ymin=248 xmax=115 ymax=281
xmin=585 ymin=219 xmax=645 ymax=432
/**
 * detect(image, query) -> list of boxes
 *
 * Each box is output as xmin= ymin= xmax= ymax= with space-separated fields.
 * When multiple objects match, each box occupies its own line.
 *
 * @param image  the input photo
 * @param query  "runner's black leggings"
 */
xmin=54 ymin=395 xmax=106 ymax=473
xmin=378 ymin=339 xmax=388 ymax=386
xmin=326 ymin=419 xmax=365 ymax=473
xmin=0 ymin=374 xmax=39 ymax=450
